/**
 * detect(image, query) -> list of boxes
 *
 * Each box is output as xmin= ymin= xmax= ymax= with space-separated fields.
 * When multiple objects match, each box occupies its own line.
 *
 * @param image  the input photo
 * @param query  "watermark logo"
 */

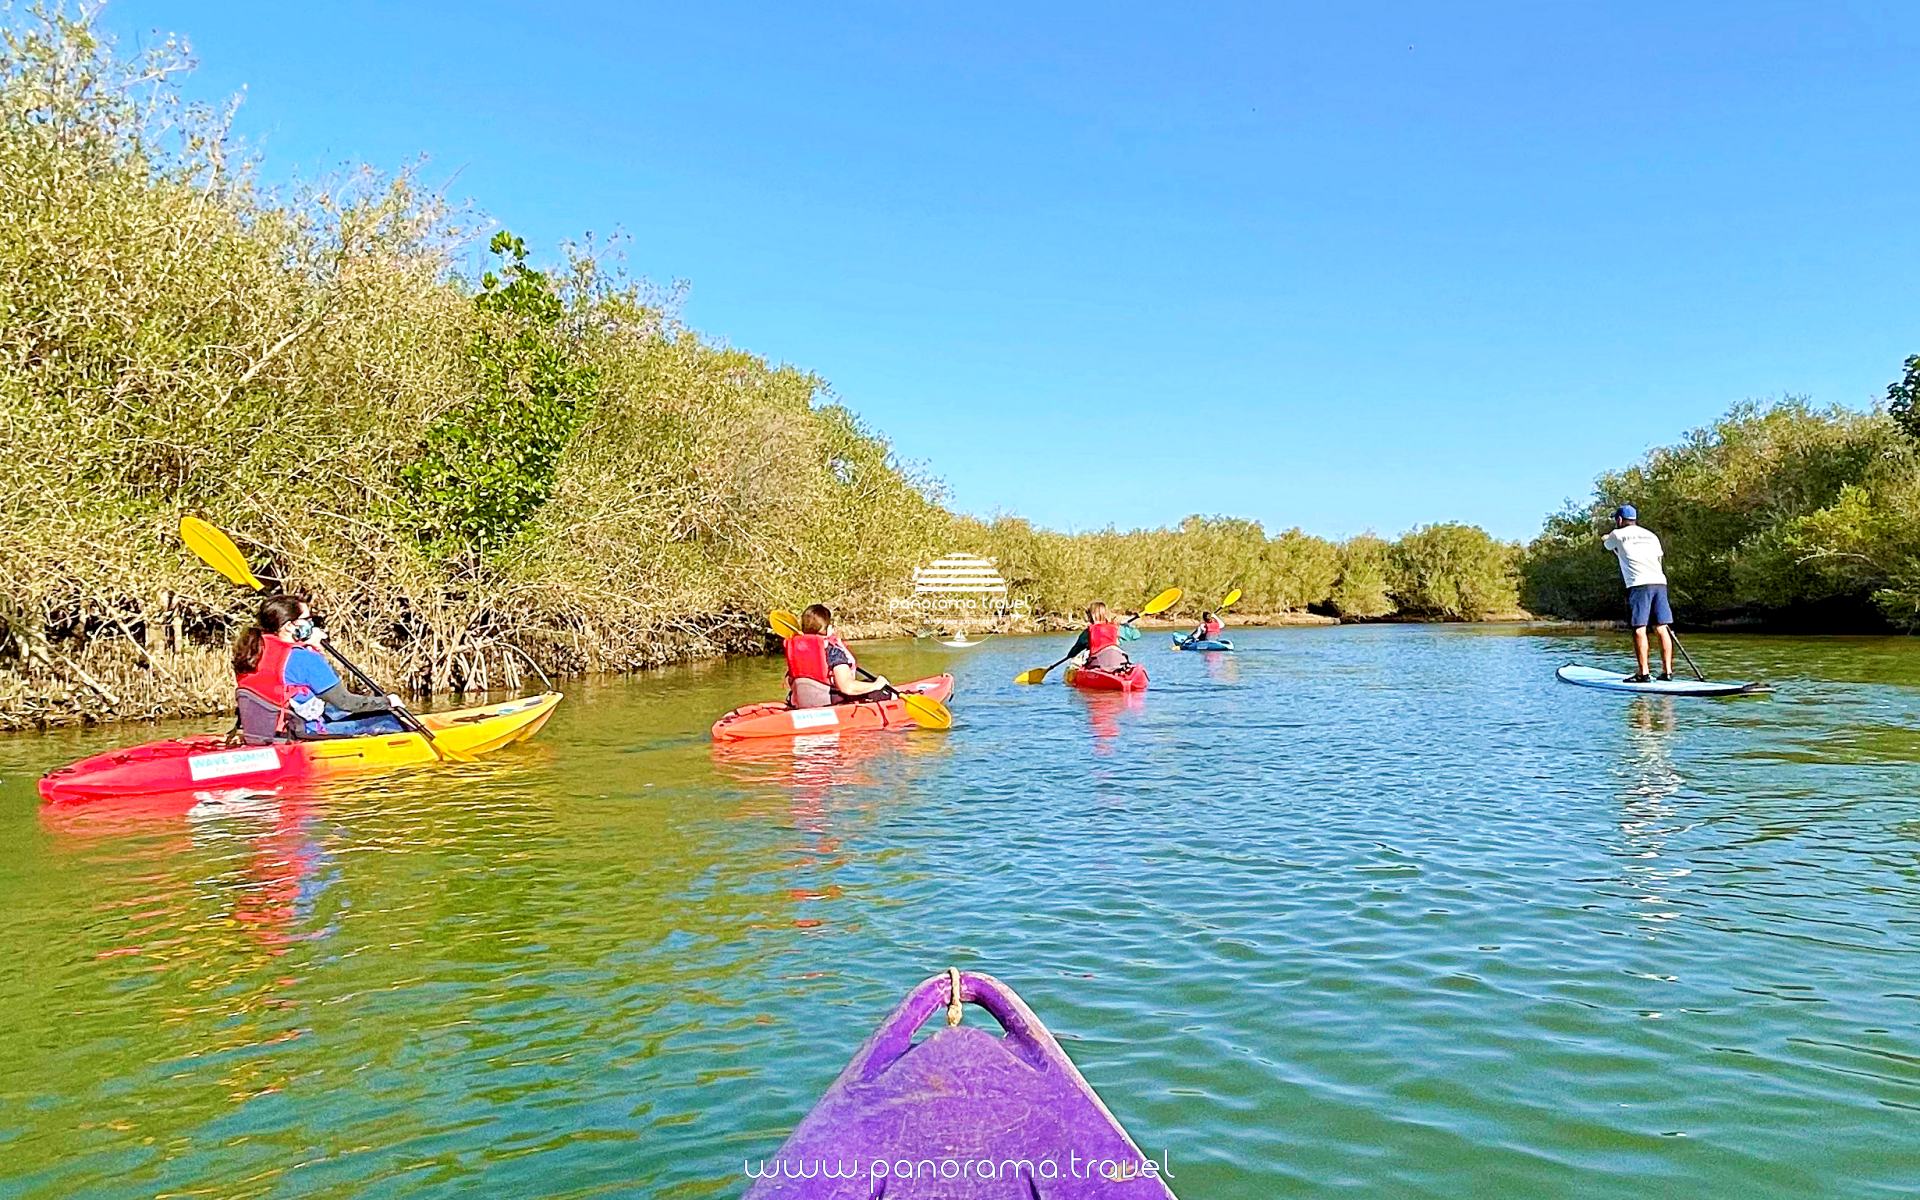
xmin=744 ymin=1149 xmax=1174 ymax=1184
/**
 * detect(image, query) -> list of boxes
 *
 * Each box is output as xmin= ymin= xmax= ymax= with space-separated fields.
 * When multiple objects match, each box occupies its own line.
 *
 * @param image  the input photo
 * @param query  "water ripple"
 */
xmin=3 ymin=628 xmax=1920 ymax=1196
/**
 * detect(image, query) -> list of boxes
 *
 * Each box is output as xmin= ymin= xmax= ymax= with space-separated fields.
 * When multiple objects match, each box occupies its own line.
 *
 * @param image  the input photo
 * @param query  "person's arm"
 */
xmin=830 ymin=662 xmax=890 ymax=697
xmin=1601 ymin=530 xmax=1620 ymax=550
xmin=1067 ymin=630 xmax=1090 ymax=658
xmin=1118 ymin=622 xmax=1141 ymax=642
xmin=288 ymin=646 xmax=399 ymax=714
xmin=317 ymin=680 xmax=400 ymax=714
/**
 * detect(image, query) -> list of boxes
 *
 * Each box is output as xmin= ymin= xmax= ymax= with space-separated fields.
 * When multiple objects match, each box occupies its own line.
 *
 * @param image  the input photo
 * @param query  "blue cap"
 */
xmin=1614 ymin=504 xmax=1637 ymax=520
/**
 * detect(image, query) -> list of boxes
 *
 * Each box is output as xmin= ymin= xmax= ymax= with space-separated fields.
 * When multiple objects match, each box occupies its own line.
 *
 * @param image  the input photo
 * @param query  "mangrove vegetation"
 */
xmin=1520 ymin=393 xmax=1920 ymax=629
xmin=2 ymin=9 xmax=1911 ymax=729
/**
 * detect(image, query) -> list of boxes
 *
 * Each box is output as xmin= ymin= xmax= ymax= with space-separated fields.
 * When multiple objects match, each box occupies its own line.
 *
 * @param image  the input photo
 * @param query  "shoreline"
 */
xmin=0 ymin=612 xmax=1693 ymax=734
xmin=6 ymin=610 xmax=1899 ymax=735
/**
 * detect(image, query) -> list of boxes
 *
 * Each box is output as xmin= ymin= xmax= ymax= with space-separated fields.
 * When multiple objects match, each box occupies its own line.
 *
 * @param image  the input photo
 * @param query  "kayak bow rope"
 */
xmin=765 ymin=609 xmax=953 ymax=730
xmin=1014 ymin=586 xmax=1182 ymax=684
xmin=179 ymin=516 xmax=474 ymax=762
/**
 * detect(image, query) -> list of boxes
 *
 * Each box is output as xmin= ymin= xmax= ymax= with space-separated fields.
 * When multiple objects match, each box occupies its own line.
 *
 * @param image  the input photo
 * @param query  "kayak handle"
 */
xmin=852 ymin=970 xmax=1056 ymax=1080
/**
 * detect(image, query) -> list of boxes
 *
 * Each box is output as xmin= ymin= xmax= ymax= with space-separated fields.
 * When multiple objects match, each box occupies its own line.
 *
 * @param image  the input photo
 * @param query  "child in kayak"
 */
xmin=1065 ymin=601 xmax=1140 ymax=670
xmin=232 ymin=595 xmax=406 ymax=741
xmin=1186 ymin=611 xmax=1225 ymax=644
xmin=786 ymin=604 xmax=893 ymax=707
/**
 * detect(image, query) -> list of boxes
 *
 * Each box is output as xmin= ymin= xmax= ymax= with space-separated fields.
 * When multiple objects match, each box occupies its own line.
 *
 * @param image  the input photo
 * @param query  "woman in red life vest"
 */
xmin=231 ymin=595 xmax=406 ymax=742
xmin=785 ymin=604 xmax=893 ymax=708
xmin=1065 ymin=601 xmax=1138 ymax=671
xmin=1187 ymin=610 xmax=1225 ymax=643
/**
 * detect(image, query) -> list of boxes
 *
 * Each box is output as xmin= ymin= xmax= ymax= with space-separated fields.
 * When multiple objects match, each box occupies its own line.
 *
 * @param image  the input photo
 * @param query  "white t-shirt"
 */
xmin=1602 ymin=525 xmax=1667 ymax=588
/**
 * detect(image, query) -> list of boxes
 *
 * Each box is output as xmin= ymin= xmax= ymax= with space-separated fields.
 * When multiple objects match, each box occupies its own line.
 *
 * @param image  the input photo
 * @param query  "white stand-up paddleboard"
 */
xmin=940 ymin=631 xmax=985 ymax=648
xmin=1556 ymin=664 xmax=1769 ymax=696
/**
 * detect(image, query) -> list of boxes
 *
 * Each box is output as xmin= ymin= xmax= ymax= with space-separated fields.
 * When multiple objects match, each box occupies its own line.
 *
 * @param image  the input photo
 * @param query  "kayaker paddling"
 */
xmin=232 ymin=595 xmax=407 ymax=741
xmin=1064 ymin=601 xmax=1140 ymax=671
xmin=785 ymin=604 xmax=892 ymax=707
xmin=1013 ymin=586 xmax=1179 ymax=685
xmin=1187 ymin=610 xmax=1225 ymax=644
xmin=1602 ymin=505 xmax=1676 ymax=683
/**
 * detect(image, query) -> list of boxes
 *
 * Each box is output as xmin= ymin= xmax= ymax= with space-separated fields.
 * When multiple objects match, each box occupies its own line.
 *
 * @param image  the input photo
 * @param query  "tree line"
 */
xmin=0 ymin=10 xmax=1524 ymax=726
xmin=12 ymin=10 xmax=1908 ymax=731
xmin=1519 ymin=374 xmax=1920 ymax=630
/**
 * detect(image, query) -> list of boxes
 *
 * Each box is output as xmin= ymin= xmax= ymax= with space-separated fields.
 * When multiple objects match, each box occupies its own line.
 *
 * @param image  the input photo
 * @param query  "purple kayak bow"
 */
xmin=745 ymin=970 xmax=1177 ymax=1198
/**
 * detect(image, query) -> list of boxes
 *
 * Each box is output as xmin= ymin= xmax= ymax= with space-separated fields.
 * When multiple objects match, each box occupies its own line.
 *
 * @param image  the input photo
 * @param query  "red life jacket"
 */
xmin=785 ymin=633 xmax=856 ymax=707
xmin=1202 ymin=618 xmax=1223 ymax=637
xmin=235 ymin=635 xmax=297 ymax=740
xmin=784 ymin=634 xmax=833 ymax=685
xmin=1087 ymin=622 xmax=1121 ymax=653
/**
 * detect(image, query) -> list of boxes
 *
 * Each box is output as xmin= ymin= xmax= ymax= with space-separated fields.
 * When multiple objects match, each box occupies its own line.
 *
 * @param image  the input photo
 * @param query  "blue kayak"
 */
xmin=1172 ymin=636 xmax=1233 ymax=652
xmin=1555 ymin=664 xmax=1768 ymax=696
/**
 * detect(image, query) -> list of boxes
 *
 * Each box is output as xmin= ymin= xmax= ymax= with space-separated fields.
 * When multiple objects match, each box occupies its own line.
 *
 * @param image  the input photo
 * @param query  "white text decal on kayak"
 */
xmin=788 ymin=708 xmax=842 ymax=730
xmin=187 ymin=747 xmax=282 ymax=781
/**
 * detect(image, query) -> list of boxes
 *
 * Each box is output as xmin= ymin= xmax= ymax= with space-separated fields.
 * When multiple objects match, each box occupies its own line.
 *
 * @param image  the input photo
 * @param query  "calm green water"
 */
xmin=3 ymin=625 xmax=1920 ymax=1197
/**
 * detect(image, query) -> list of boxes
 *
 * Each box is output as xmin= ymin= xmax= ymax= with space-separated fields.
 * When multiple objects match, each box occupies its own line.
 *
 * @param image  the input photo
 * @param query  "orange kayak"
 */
xmin=711 ymin=674 xmax=955 ymax=742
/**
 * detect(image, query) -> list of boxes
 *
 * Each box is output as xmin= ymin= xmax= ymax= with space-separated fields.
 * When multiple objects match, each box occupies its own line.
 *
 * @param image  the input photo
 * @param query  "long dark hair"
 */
xmin=232 ymin=594 xmax=306 ymax=676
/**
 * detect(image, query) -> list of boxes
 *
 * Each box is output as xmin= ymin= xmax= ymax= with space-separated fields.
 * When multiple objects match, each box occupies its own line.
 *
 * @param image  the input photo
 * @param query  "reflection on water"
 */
xmin=1202 ymin=651 xmax=1240 ymax=685
xmin=1075 ymin=690 xmax=1149 ymax=755
xmin=1613 ymin=697 xmax=1689 ymax=938
xmin=3 ymin=628 xmax=1920 ymax=1197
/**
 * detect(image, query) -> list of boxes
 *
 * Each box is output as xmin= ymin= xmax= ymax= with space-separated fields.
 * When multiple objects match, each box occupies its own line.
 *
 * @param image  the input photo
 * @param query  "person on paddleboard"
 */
xmin=1187 ymin=610 xmax=1225 ymax=644
xmin=1602 ymin=505 xmax=1676 ymax=683
xmin=1065 ymin=601 xmax=1140 ymax=670
xmin=785 ymin=604 xmax=892 ymax=707
xmin=232 ymin=595 xmax=407 ymax=741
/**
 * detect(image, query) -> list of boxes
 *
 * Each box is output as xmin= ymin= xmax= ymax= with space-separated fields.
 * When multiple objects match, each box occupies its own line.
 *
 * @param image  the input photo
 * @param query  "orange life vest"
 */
xmin=1087 ymin=621 xmax=1121 ymax=653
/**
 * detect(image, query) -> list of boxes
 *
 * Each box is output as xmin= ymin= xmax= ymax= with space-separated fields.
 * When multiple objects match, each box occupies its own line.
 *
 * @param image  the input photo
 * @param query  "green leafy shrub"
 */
xmin=1519 ymin=399 xmax=1906 ymax=625
xmin=401 ymin=232 xmax=599 ymax=560
xmin=1389 ymin=524 xmax=1521 ymax=620
xmin=1331 ymin=535 xmax=1394 ymax=619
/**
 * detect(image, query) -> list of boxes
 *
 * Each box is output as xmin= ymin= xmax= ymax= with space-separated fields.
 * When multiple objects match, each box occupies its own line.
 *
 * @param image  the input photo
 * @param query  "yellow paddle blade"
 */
xmin=769 ymin=609 xmax=801 ymax=639
xmin=901 ymin=693 xmax=952 ymax=730
xmin=180 ymin=516 xmax=264 ymax=591
xmin=1140 ymin=587 xmax=1182 ymax=616
xmin=1219 ymin=588 xmax=1242 ymax=611
xmin=1014 ymin=665 xmax=1053 ymax=685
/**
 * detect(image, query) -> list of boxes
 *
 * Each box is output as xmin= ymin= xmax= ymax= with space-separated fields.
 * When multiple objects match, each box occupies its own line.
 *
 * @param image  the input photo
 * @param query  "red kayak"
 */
xmin=711 ymin=674 xmax=955 ymax=742
xmin=1065 ymin=663 xmax=1149 ymax=693
xmin=38 ymin=694 xmax=563 ymax=806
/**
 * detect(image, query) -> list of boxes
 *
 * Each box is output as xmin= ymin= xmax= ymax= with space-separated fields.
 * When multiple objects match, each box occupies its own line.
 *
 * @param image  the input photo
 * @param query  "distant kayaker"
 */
xmin=231 ymin=595 xmax=406 ymax=741
xmin=1602 ymin=505 xmax=1676 ymax=683
xmin=1066 ymin=601 xmax=1140 ymax=670
xmin=1187 ymin=611 xmax=1225 ymax=644
xmin=785 ymin=604 xmax=892 ymax=707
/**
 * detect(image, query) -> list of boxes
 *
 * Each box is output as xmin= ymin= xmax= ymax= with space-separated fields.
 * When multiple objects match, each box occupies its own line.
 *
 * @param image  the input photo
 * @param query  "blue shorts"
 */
xmin=1627 ymin=584 xmax=1673 ymax=629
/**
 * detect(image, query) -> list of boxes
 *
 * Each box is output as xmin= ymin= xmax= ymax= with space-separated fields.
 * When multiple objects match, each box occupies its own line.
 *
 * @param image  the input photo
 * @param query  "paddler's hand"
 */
xmin=385 ymin=693 xmax=404 ymax=708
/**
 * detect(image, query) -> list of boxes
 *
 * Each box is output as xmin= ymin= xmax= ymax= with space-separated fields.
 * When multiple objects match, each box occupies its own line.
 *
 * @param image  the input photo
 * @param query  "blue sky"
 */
xmin=103 ymin=1 xmax=1919 ymax=540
